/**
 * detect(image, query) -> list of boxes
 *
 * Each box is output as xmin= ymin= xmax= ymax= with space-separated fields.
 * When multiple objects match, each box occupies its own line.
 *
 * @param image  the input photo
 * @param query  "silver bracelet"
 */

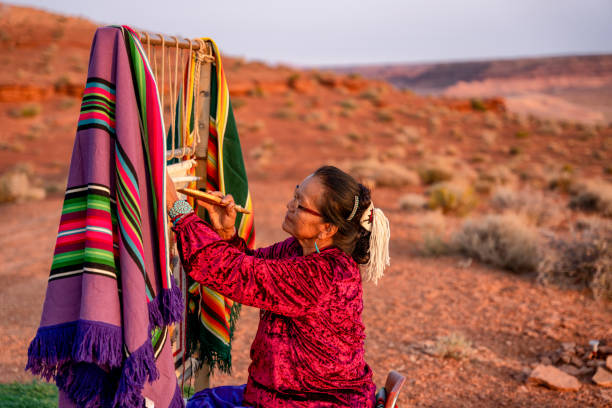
xmin=168 ymin=200 xmax=193 ymax=219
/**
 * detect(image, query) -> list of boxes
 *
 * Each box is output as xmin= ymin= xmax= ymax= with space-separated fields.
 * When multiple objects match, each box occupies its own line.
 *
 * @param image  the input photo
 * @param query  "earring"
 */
xmin=314 ymin=240 xmax=320 ymax=254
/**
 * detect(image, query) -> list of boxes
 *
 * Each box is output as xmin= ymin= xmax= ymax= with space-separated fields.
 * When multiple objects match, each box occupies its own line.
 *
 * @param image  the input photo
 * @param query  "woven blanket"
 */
xmin=178 ymin=38 xmax=255 ymax=374
xmin=26 ymin=25 xmax=184 ymax=408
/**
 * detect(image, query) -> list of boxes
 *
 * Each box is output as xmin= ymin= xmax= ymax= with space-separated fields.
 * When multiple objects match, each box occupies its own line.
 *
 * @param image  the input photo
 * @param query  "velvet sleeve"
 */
xmin=172 ymin=213 xmax=334 ymax=317
xmin=224 ymin=231 xmax=298 ymax=260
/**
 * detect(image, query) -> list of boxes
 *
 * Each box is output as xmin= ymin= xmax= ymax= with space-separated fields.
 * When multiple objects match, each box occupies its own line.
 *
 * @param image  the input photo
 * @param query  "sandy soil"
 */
xmin=2 ymin=183 xmax=612 ymax=407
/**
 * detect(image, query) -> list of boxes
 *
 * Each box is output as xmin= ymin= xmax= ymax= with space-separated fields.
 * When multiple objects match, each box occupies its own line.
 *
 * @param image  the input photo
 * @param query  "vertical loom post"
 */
xmin=193 ymin=49 xmax=212 ymax=391
xmin=194 ymin=57 xmax=211 ymax=219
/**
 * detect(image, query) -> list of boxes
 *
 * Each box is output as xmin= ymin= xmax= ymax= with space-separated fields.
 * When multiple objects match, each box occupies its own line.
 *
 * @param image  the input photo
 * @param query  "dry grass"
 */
xmin=452 ymin=213 xmax=540 ymax=273
xmin=9 ymin=104 xmax=41 ymax=118
xmin=434 ymin=333 xmax=473 ymax=359
xmin=426 ymin=182 xmax=477 ymax=216
xmin=418 ymin=158 xmax=454 ymax=185
xmin=272 ymin=108 xmax=297 ymax=120
xmin=419 ymin=212 xmax=450 ymax=256
xmin=569 ymin=180 xmax=612 ymax=217
xmin=538 ymin=222 xmax=612 ymax=301
xmin=348 ymin=158 xmax=419 ymax=188
xmin=399 ymin=193 xmax=427 ymax=212
xmin=490 ymin=187 xmax=561 ymax=226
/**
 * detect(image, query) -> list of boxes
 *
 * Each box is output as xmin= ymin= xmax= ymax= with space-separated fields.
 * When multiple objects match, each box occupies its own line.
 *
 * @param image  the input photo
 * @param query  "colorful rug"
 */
xmin=170 ymin=38 xmax=255 ymax=375
xmin=26 ymin=25 xmax=184 ymax=408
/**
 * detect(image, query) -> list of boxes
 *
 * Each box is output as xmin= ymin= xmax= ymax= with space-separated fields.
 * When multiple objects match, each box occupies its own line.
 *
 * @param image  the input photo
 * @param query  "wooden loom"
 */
xmin=137 ymin=30 xmax=215 ymax=393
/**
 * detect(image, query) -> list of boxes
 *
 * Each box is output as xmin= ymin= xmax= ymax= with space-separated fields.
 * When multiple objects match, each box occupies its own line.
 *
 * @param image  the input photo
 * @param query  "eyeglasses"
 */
xmin=292 ymin=185 xmax=322 ymax=217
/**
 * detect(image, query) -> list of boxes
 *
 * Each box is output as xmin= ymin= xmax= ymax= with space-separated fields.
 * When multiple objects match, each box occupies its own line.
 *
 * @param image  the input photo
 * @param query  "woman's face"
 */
xmin=282 ymin=175 xmax=326 ymax=240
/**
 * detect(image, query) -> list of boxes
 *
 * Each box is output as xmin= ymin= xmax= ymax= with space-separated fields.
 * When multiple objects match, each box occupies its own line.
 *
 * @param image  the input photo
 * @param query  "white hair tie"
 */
xmin=358 ymin=202 xmax=390 ymax=285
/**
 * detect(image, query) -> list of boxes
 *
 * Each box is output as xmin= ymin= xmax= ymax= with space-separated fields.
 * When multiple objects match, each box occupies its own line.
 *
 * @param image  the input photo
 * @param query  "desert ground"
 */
xmin=1 ymin=4 xmax=612 ymax=407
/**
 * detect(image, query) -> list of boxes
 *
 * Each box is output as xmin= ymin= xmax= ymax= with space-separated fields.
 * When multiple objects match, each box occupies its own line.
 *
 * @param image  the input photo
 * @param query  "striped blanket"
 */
xmin=26 ymin=26 xmax=183 ymax=408
xmin=176 ymin=39 xmax=255 ymax=374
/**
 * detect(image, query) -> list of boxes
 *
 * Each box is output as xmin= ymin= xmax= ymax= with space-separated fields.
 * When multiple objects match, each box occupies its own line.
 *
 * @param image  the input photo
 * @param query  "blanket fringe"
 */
xmin=112 ymin=338 xmax=160 ymax=408
xmin=26 ymin=320 xmax=122 ymax=380
xmin=55 ymin=362 xmax=117 ymax=408
xmin=148 ymin=278 xmax=184 ymax=328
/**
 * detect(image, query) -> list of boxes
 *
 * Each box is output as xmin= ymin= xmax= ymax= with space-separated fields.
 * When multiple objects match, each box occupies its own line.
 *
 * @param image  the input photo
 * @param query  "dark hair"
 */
xmin=313 ymin=165 xmax=371 ymax=264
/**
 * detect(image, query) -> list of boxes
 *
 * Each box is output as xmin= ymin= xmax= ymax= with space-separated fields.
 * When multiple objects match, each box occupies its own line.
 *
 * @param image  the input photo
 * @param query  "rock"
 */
xmin=587 ymin=360 xmax=605 ymax=368
xmin=570 ymin=356 xmax=584 ymax=367
xmin=576 ymin=367 xmax=595 ymax=376
xmin=607 ymin=356 xmax=612 ymax=371
xmin=539 ymin=356 xmax=552 ymax=366
xmin=601 ymin=346 xmax=612 ymax=355
xmin=560 ymin=352 xmax=572 ymax=364
xmin=528 ymin=364 xmax=581 ymax=391
xmin=559 ymin=365 xmax=582 ymax=377
xmin=593 ymin=367 xmax=612 ymax=387
xmin=561 ymin=342 xmax=576 ymax=352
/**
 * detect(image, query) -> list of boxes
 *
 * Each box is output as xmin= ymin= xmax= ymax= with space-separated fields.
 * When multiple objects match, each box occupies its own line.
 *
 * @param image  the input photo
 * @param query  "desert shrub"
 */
xmin=399 ymin=193 xmax=427 ymax=211
xmin=428 ymin=116 xmax=441 ymax=133
xmin=359 ymin=88 xmax=379 ymax=100
xmin=452 ymin=213 xmax=540 ymax=273
xmin=470 ymin=99 xmax=487 ymax=112
xmin=538 ymin=122 xmax=562 ymax=136
xmin=418 ymin=159 xmax=453 ymax=185
xmin=0 ymin=164 xmax=46 ymax=203
xmin=248 ymin=85 xmax=266 ymax=98
xmin=232 ymin=98 xmax=246 ymax=110
xmin=248 ymin=120 xmax=266 ymax=133
xmin=9 ymin=104 xmax=41 ymax=118
xmin=272 ymin=108 xmax=296 ymax=120
xmin=427 ymin=183 xmax=477 ymax=216
xmin=478 ymin=165 xmax=515 ymax=187
xmin=348 ymin=159 xmax=419 ymax=188
xmin=484 ymin=112 xmax=501 ymax=129
xmin=346 ymin=132 xmax=366 ymax=142
xmin=515 ymin=130 xmax=529 ymax=139
xmin=338 ymin=99 xmax=358 ymax=110
xmin=490 ymin=187 xmax=558 ymax=226
xmin=419 ymin=212 xmax=451 ymax=256
xmin=375 ymin=109 xmax=394 ymax=123
xmin=568 ymin=180 xmax=612 ymax=217
xmin=301 ymin=110 xmax=324 ymax=123
xmin=318 ymin=121 xmax=338 ymax=131
xmin=538 ymin=225 xmax=611 ymax=301
xmin=548 ymin=170 xmax=574 ymax=193
xmin=381 ymin=145 xmax=406 ymax=160
xmin=397 ymin=126 xmax=421 ymax=143
xmin=508 ymin=146 xmax=521 ymax=156
xmin=434 ymin=333 xmax=473 ymax=359
xmin=481 ymin=130 xmax=497 ymax=146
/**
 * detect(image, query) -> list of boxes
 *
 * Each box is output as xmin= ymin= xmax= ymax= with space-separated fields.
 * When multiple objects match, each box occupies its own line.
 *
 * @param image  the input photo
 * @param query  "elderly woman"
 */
xmin=166 ymin=165 xmax=390 ymax=408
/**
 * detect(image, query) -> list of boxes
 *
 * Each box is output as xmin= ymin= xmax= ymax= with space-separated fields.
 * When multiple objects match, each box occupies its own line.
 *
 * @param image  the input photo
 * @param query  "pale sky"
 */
xmin=6 ymin=0 xmax=612 ymax=66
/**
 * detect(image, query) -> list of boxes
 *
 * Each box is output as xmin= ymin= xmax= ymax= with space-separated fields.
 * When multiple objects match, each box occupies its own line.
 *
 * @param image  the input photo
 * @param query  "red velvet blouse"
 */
xmin=173 ymin=213 xmax=376 ymax=407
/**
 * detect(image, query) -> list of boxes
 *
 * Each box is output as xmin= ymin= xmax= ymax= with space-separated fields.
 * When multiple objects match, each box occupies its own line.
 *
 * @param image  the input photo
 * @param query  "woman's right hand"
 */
xmin=197 ymin=191 xmax=237 ymax=239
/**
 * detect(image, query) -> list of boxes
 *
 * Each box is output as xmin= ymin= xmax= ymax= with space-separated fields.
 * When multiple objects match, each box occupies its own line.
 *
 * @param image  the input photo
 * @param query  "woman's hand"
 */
xmin=196 ymin=191 xmax=237 ymax=240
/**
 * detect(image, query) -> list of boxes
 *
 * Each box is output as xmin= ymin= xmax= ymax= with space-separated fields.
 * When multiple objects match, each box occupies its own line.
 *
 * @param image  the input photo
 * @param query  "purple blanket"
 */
xmin=26 ymin=26 xmax=184 ymax=408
